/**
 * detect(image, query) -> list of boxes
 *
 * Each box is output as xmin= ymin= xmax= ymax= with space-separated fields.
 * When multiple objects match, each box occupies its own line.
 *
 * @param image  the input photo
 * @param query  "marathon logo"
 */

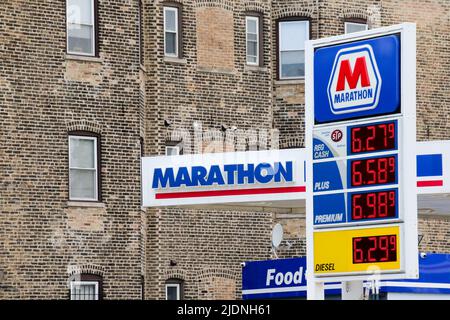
xmin=151 ymin=161 xmax=305 ymax=199
xmin=328 ymin=45 xmax=381 ymax=114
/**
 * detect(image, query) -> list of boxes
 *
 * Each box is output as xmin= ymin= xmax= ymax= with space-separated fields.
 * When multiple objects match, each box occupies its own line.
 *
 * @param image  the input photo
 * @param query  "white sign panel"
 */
xmin=142 ymin=149 xmax=306 ymax=207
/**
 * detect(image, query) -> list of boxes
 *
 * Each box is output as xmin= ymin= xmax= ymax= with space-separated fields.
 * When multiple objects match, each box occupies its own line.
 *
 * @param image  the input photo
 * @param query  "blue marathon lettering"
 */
xmin=152 ymin=161 xmax=294 ymax=188
xmin=334 ymin=88 xmax=373 ymax=104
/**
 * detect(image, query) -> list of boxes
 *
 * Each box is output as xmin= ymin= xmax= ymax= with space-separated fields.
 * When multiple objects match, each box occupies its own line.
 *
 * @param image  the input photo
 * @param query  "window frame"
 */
xmin=245 ymin=16 xmax=260 ymax=66
xmin=165 ymin=283 xmax=181 ymax=300
xmin=66 ymin=0 xmax=98 ymax=57
xmin=69 ymin=274 xmax=103 ymax=300
xmin=68 ymin=132 xmax=101 ymax=202
xmin=163 ymin=6 xmax=179 ymax=58
xmin=70 ymin=281 xmax=99 ymax=300
xmin=165 ymin=145 xmax=181 ymax=156
xmin=277 ymin=18 xmax=310 ymax=80
xmin=344 ymin=20 xmax=368 ymax=34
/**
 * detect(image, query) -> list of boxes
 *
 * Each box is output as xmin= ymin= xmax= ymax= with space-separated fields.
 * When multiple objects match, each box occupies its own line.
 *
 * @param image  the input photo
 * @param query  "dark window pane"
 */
xmin=167 ymin=286 xmax=179 ymax=300
xmin=165 ymin=32 xmax=177 ymax=55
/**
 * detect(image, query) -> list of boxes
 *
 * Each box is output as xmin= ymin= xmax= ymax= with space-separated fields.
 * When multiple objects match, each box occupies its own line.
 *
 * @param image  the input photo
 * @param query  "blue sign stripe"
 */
xmin=417 ymin=154 xmax=443 ymax=177
xmin=380 ymin=285 xmax=450 ymax=295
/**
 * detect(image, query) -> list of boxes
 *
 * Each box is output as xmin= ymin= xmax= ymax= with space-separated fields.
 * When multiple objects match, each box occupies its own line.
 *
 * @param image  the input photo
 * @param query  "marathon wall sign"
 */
xmin=314 ymin=34 xmax=401 ymax=124
xmin=142 ymin=149 xmax=307 ymax=207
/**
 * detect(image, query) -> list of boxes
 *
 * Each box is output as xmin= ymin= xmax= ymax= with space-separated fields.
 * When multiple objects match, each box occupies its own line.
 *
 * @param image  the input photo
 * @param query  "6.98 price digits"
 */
xmin=351 ymin=190 xmax=396 ymax=220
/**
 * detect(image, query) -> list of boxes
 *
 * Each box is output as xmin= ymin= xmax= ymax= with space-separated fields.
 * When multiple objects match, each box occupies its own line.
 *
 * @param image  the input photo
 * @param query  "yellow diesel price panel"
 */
xmin=314 ymin=225 xmax=401 ymax=276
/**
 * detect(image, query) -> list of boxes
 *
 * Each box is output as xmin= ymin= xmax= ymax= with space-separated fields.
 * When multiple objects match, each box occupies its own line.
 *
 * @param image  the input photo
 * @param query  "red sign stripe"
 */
xmin=156 ymin=186 xmax=306 ymax=199
xmin=417 ymin=180 xmax=443 ymax=187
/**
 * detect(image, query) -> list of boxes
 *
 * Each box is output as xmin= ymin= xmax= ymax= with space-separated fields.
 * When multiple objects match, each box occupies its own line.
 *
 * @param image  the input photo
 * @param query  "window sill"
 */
xmin=244 ymin=65 xmax=268 ymax=73
xmin=66 ymin=54 xmax=103 ymax=64
xmin=67 ymin=201 xmax=106 ymax=208
xmin=164 ymin=56 xmax=187 ymax=64
xmin=274 ymin=79 xmax=305 ymax=85
xmin=197 ymin=66 xmax=236 ymax=76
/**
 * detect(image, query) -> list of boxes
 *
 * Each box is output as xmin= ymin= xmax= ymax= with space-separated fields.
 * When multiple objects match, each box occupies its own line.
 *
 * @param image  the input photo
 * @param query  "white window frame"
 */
xmin=278 ymin=20 xmax=309 ymax=80
xmin=66 ymin=0 xmax=96 ymax=56
xmin=165 ymin=283 xmax=181 ymax=300
xmin=165 ymin=145 xmax=180 ymax=156
xmin=344 ymin=22 xmax=368 ymax=34
xmin=69 ymin=135 xmax=98 ymax=201
xmin=246 ymin=16 xmax=259 ymax=66
xmin=164 ymin=6 xmax=179 ymax=57
xmin=70 ymin=281 xmax=99 ymax=300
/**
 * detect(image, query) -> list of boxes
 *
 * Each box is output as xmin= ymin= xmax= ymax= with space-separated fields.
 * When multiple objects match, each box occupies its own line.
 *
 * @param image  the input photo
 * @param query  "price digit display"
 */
xmin=350 ymin=156 xmax=397 ymax=187
xmin=352 ymin=234 xmax=397 ymax=264
xmin=351 ymin=190 xmax=397 ymax=221
xmin=350 ymin=121 xmax=396 ymax=154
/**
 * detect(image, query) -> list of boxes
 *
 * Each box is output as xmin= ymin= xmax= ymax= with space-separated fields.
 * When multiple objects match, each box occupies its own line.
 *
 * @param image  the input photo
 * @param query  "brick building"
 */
xmin=0 ymin=0 xmax=449 ymax=300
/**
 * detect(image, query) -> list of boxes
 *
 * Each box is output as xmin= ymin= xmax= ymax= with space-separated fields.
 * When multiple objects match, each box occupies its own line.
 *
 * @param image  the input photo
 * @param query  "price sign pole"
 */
xmin=305 ymin=23 xmax=418 ymax=300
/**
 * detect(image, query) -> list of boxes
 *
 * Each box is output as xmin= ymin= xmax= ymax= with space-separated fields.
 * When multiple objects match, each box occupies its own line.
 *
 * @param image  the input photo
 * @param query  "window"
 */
xmin=345 ymin=21 xmax=368 ymax=34
xmin=165 ymin=280 xmax=183 ymax=300
xmin=70 ymin=274 xmax=102 ymax=300
xmin=69 ymin=134 xmax=99 ymax=201
xmin=164 ymin=6 xmax=179 ymax=57
xmin=66 ymin=0 xmax=97 ymax=56
xmin=246 ymin=16 xmax=260 ymax=65
xmin=165 ymin=145 xmax=180 ymax=156
xmin=278 ymin=20 xmax=309 ymax=79
xmin=166 ymin=284 xmax=180 ymax=300
xmin=70 ymin=281 xmax=99 ymax=300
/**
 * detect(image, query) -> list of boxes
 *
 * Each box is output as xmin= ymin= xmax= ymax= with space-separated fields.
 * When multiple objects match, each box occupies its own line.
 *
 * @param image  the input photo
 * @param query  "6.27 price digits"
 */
xmin=350 ymin=122 xmax=396 ymax=154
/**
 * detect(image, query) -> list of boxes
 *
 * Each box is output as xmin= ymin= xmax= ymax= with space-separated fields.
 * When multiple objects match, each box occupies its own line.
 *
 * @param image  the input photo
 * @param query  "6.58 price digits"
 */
xmin=351 ymin=122 xmax=396 ymax=154
xmin=351 ymin=156 xmax=396 ymax=187
xmin=353 ymin=235 xmax=397 ymax=264
xmin=352 ymin=190 xmax=396 ymax=220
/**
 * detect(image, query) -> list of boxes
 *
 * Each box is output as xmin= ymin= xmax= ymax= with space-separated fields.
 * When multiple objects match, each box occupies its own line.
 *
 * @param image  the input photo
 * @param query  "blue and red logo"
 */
xmin=314 ymin=35 xmax=400 ymax=124
xmin=328 ymin=45 xmax=381 ymax=115
xmin=417 ymin=154 xmax=443 ymax=187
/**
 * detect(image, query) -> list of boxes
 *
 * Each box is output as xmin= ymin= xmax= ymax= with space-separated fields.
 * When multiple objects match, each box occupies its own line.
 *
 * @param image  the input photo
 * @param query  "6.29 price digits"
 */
xmin=353 ymin=235 xmax=397 ymax=264
xmin=351 ymin=190 xmax=396 ymax=220
xmin=351 ymin=156 xmax=396 ymax=187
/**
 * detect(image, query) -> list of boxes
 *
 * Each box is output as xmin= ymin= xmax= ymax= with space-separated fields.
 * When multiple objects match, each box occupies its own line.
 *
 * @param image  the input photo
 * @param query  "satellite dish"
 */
xmin=272 ymin=223 xmax=284 ymax=249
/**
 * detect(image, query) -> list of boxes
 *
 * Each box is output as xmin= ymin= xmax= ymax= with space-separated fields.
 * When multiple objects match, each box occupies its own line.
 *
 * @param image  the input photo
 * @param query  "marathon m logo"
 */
xmin=327 ymin=44 xmax=381 ymax=114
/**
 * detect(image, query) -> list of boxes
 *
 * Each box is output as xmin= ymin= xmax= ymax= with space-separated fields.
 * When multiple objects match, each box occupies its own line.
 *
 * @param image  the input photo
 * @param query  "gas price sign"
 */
xmin=306 ymin=24 xmax=419 ymax=281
